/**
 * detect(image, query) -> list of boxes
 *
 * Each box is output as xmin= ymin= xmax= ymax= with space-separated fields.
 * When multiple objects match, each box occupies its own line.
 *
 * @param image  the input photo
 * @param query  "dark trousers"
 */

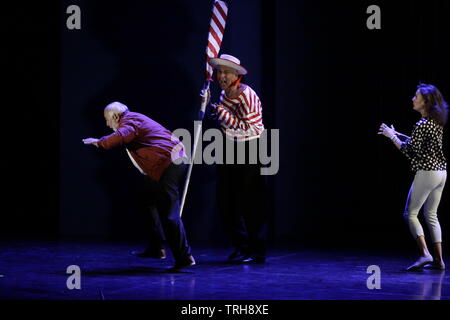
xmin=143 ymin=162 xmax=191 ymax=262
xmin=217 ymin=140 xmax=268 ymax=257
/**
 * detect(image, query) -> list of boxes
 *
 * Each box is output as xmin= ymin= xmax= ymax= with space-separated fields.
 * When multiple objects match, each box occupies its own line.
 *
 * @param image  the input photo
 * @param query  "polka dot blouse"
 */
xmin=400 ymin=117 xmax=447 ymax=172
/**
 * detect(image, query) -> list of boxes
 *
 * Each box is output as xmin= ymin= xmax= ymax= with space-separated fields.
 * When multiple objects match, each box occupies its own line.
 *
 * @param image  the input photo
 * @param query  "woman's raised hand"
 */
xmin=378 ymin=123 xmax=396 ymax=139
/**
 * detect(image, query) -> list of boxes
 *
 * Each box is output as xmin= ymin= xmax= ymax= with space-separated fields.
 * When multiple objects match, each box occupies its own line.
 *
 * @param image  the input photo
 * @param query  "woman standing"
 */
xmin=379 ymin=83 xmax=448 ymax=271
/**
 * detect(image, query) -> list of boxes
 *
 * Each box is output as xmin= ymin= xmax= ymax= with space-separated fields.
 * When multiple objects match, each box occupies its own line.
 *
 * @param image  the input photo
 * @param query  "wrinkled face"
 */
xmin=412 ymin=90 xmax=427 ymax=113
xmin=216 ymin=66 xmax=239 ymax=90
xmin=104 ymin=110 xmax=120 ymax=131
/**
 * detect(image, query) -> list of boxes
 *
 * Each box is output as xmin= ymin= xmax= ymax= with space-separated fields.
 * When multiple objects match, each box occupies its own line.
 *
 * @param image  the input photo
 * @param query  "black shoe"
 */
xmin=227 ymin=249 xmax=248 ymax=262
xmin=168 ymin=255 xmax=196 ymax=272
xmin=131 ymin=248 xmax=166 ymax=259
xmin=250 ymin=255 xmax=266 ymax=264
xmin=237 ymin=255 xmax=266 ymax=264
xmin=424 ymin=260 xmax=446 ymax=270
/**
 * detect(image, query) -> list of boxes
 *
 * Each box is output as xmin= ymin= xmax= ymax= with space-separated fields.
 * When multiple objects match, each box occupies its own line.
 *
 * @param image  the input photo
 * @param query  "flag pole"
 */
xmin=180 ymin=81 xmax=210 ymax=216
xmin=180 ymin=1 xmax=228 ymax=217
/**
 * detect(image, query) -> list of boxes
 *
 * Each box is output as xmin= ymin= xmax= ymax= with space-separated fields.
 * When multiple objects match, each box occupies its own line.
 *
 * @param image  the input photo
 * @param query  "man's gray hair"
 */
xmin=104 ymin=102 xmax=129 ymax=116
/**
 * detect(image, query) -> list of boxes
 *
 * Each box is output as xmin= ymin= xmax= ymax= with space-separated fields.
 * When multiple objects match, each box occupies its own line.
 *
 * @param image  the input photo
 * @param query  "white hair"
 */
xmin=104 ymin=102 xmax=129 ymax=116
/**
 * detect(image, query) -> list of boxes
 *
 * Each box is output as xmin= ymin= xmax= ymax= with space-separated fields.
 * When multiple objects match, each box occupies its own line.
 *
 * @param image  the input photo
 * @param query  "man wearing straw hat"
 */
xmin=204 ymin=54 xmax=268 ymax=264
xmin=83 ymin=102 xmax=195 ymax=271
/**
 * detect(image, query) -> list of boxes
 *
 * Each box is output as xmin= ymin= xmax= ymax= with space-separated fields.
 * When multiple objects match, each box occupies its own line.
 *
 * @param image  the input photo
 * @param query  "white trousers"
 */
xmin=404 ymin=170 xmax=447 ymax=243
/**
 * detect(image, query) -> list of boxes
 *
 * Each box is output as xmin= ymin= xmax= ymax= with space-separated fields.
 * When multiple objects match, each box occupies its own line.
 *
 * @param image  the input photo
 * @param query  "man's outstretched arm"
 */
xmin=83 ymin=124 xmax=137 ymax=150
xmin=83 ymin=138 xmax=100 ymax=147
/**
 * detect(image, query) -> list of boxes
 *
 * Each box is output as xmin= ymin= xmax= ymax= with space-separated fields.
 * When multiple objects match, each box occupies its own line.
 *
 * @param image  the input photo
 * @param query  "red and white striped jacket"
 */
xmin=215 ymin=85 xmax=265 ymax=141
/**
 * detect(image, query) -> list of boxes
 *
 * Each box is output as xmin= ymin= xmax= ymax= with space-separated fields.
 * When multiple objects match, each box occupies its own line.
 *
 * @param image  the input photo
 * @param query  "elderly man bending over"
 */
xmin=83 ymin=102 xmax=195 ymax=271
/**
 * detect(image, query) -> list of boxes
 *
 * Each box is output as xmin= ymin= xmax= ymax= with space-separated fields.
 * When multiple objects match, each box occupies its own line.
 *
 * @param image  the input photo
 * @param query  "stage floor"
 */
xmin=0 ymin=239 xmax=448 ymax=300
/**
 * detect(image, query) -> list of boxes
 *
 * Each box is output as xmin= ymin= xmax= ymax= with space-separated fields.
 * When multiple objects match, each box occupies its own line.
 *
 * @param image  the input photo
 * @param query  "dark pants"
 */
xmin=217 ymin=139 xmax=268 ymax=257
xmin=143 ymin=162 xmax=191 ymax=262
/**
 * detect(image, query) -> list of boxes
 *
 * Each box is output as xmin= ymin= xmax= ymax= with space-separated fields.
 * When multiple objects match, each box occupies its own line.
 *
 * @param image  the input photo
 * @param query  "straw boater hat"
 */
xmin=208 ymin=54 xmax=248 ymax=75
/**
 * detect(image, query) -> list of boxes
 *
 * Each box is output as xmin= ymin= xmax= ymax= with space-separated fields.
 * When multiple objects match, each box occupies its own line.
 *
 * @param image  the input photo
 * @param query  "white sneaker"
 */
xmin=406 ymin=255 xmax=433 ymax=271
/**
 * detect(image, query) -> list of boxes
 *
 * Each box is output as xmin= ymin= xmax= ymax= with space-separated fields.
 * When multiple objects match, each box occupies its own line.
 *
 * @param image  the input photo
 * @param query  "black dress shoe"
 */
xmin=238 ymin=255 xmax=266 ymax=264
xmin=250 ymin=255 xmax=266 ymax=264
xmin=168 ymin=255 xmax=196 ymax=272
xmin=130 ymin=248 xmax=166 ymax=259
xmin=227 ymin=250 xmax=248 ymax=262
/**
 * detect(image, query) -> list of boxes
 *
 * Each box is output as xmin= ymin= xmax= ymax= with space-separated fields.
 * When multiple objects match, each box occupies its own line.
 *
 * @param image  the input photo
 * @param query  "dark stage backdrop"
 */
xmin=58 ymin=0 xmax=263 ymax=244
xmin=3 ymin=2 xmax=60 ymax=238
xmin=4 ymin=1 xmax=449 ymax=252
xmin=274 ymin=0 xmax=450 ymax=250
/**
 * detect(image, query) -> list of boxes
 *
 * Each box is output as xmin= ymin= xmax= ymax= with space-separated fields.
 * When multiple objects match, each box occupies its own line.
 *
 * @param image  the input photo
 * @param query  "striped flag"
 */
xmin=206 ymin=0 xmax=228 ymax=80
xmin=180 ymin=1 xmax=229 ymax=217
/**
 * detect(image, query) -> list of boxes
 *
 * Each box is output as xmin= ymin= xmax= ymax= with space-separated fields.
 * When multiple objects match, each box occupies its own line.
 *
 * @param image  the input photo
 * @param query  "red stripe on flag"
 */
xmin=208 ymin=43 xmax=218 ymax=58
xmin=214 ymin=1 xmax=228 ymax=23
xmin=205 ymin=1 xmax=228 ymax=81
xmin=209 ymin=27 xmax=222 ymax=48
xmin=211 ymin=14 xmax=225 ymax=34
xmin=206 ymin=45 xmax=216 ymax=59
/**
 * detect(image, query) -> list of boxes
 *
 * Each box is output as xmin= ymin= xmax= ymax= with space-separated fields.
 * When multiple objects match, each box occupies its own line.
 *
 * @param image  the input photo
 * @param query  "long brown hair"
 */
xmin=417 ymin=83 xmax=448 ymax=126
